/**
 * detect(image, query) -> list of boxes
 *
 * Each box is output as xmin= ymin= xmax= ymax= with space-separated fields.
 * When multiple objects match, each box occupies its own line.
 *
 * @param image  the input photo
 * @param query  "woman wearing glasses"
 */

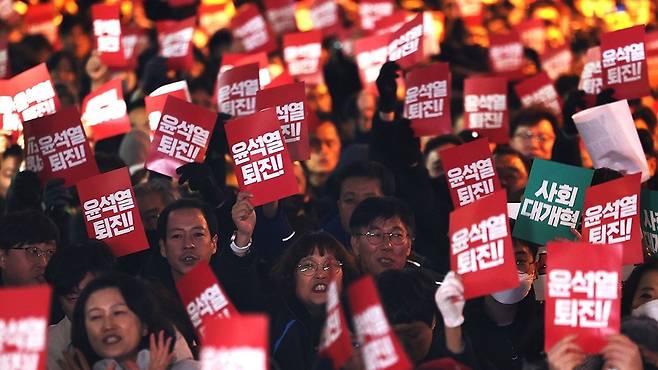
xmin=269 ymin=232 xmax=359 ymax=370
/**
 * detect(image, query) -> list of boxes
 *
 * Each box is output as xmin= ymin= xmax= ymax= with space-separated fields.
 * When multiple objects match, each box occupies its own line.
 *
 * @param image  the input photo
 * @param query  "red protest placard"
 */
xmin=221 ymin=52 xmax=272 ymax=87
xmin=200 ymin=315 xmax=268 ymax=370
xmin=232 ymin=4 xmax=277 ymax=54
xmin=81 ymin=79 xmax=130 ymax=141
xmin=489 ymin=32 xmax=524 ymax=79
xmin=581 ymin=173 xmax=642 ymax=265
xmin=146 ymin=96 xmax=217 ymax=177
xmin=23 ymin=107 xmax=99 ymax=187
xmin=176 ymin=263 xmax=240 ymax=340
xmin=216 ymin=63 xmax=260 ymax=117
xmin=157 ymin=17 xmax=195 ymax=71
xmin=403 ymin=62 xmax=451 ymax=137
xmin=269 ymin=69 xmax=295 ymax=88
xmin=579 ymin=46 xmax=603 ymax=96
xmin=542 ymin=47 xmax=573 ymax=81
xmin=354 ymin=34 xmax=389 ymax=90
xmin=441 ymin=138 xmax=501 ymax=207
xmin=0 ymin=80 xmax=21 ymax=137
xmin=264 ymin=0 xmax=297 ymax=35
xmin=373 ymin=11 xmax=409 ymax=36
xmin=0 ymin=36 xmax=8 ymax=79
xmin=310 ymin=0 xmax=340 ymax=35
xmin=0 ymin=285 xmax=51 ymax=370
xmin=359 ymin=0 xmax=394 ymax=31
xmin=283 ymin=30 xmax=323 ymax=84
xmin=11 ymin=63 xmax=60 ymax=123
xmin=225 ymin=109 xmax=298 ymax=206
xmin=121 ymin=26 xmax=143 ymax=70
xmin=514 ymin=72 xmax=562 ymax=116
xmin=91 ymin=4 xmax=125 ymax=68
xmin=25 ymin=3 xmax=59 ymax=49
xmin=463 ymin=76 xmax=509 ymax=144
xmin=145 ymin=80 xmax=191 ymax=132
xmin=256 ymin=82 xmax=309 ymax=161
xmin=545 ymin=242 xmax=622 ymax=354
xmin=348 ymin=276 xmax=412 ymax=370
xmin=387 ymin=13 xmax=424 ymax=70
xmin=318 ymin=278 xmax=353 ymax=369
xmin=600 ymin=25 xmax=650 ymax=100
xmin=76 ymin=167 xmax=149 ymax=257
xmin=516 ymin=19 xmax=546 ymax=55
xmin=198 ymin=3 xmax=234 ymax=37
xmin=449 ymin=191 xmax=518 ymax=299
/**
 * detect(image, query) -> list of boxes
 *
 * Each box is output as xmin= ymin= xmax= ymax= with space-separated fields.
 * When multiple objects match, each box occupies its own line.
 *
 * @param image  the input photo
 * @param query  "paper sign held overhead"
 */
xmin=146 ymin=96 xmax=217 ymax=177
xmin=318 ymin=277 xmax=352 ymax=369
xmin=216 ymin=63 xmax=260 ymax=118
xmin=579 ymin=46 xmax=603 ymax=96
xmin=225 ymin=109 xmax=298 ymax=206
xmin=449 ymin=191 xmax=518 ymax=299
xmin=76 ymin=167 xmax=149 ymax=257
xmin=354 ymin=34 xmax=390 ymax=90
xmin=81 ymin=79 xmax=130 ymax=141
xmin=91 ymin=4 xmax=126 ymax=68
xmin=264 ymin=0 xmax=297 ymax=35
xmin=581 ymin=173 xmax=642 ymax=264
xmin=513 ymin=159 xmax=594 ymax=245
xmin=489 ymin=32 xmax=524 ymax=79
xmin=387 ymin=13 xmax=424 ymax=70
xmin=403 ymin=62 xmax=451 ymax=136
xmin=157 ymin=17 xmax=196 ymax=71
xmin=514 ymin=72 xmax=562 ymax=116
xmin=600 ymin=25 xmax=650 ymax=100
xmin=145 ymin=80 xmax=191 ymax=132
xmin=359 ymin=0 xmax=395 ymax=31
xmin=283 ymin=30 xmax=323 ymax=84
xmin=256 ymin=82 xmax=310 ymax=161
xmin=23 ymin=107 xmax=99 ymax=188
xmin=463 ymin=76 xmax=509 ymax=144
xmin=572 ymin=99 xmax=650 ymax=182
xmin=545 ymin=242 xmax=622 ymax=354
xmin=441 ymin=138 xmax=502 ymax=208
xmin=9 ymin=63 xmax=60 ymax=124
xmin=231 ymin=4 xmax=277 ymax=54
xmin=221 ymin=52 xmax=272 ymax=88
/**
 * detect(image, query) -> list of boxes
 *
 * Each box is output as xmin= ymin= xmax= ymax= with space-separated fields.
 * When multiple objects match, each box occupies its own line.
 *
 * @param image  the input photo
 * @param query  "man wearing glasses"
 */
xmin=349 ymin=196 xmax=420 ymax=275
xmin=509 ymin=107 xmax=559 ymax=161
xmin=0 ymin=210 xmax=59 ymax=286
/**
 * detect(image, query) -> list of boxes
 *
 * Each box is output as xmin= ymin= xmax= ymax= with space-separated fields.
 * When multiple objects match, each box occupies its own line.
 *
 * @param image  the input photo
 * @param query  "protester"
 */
xmin=509 ymin=107 xmax=559 ymax=160
xmin=269 ymin=232 xmax=358 ymax=370
xmin=67 ymin=273 xmax=199 ymax=370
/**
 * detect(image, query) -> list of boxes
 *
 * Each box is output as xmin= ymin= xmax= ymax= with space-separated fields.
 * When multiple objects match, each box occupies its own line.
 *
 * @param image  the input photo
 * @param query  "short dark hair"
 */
xmin=0 ymin=210 xmax=59 ymax=250
xmin=71 ymin=273 xmax=175 ymax=365
xmin=271 ymin=232 xmax=359 ymax=297
xmin=44 ymin=240 xmax=116 ymax=297
xmin=621 ymin=260 xmax=658 ymax=315
xmin=157 ymin=198 xmax=219 ymax=242
xmin=349 ymin=196 xmax=415 ymax=237
xmin=134 ymin=178 xmax=180 ymax=206
xmin=633 ymin=105 xmax=657 ymax=132
xmin=509 ymin=106 xmax=559 ymax=137
xmin=493 ymin=145 xmax=531 ymax=173
xmin=334 ymin=160 xmax=395 ymax=200
xmin=375 ymin=268 xmax=437 ymax=327
xmin=423 ymin=135 xmax=463 ymax=159
xmin=2 ymin=144 xmax=23 ymax=160
xmin=591 ymin=167 xmax=624 ymax=186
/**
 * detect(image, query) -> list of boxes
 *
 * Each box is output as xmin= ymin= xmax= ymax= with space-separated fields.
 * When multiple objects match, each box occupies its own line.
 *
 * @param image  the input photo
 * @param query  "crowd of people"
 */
xmin=2 ymin=0 xmax=658 ymax=369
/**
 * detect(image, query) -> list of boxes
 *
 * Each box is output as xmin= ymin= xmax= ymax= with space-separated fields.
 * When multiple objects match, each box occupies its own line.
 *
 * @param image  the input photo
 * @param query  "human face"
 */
xmin=338 ymin=177 xmax=383 ymax=232
xmin=59 ymin=272 xmax=96 ymax=319
xmin=307 ymin=122 xmax=341 ymax=175
xmin=0 ymin=156 xmax=20 ymax=196
xmin=137 ymin=192 xmax=166 ymax=232
xmin=631 ymin=270 xmax=658 ymax=310
xmin=0 ymin=242 xmax=56 ymax=286
xmin=494 ymin=154 xmax=528 ymax=200
xmin=510 ymin=119 xmax=556 ymax=160
xmin=351 ymin=217 xmax=412 ymax=275
xmin=159 ymin=208 xmax=218 ymax=281
xmin=425 ymin=144 xmax=457 ymax=178
xmin=84 ymin=288 xmax=146 ymax=362
xmin=513 ymin=241 xmax=536 ymax=276
xmin=294 ymin=248 xmax=344 ymax=307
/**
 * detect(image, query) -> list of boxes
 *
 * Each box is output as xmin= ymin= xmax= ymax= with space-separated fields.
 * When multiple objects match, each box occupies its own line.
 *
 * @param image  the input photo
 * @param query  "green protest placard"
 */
xmin=513 ymin=159 xmax=593 ymax=245
xmin=640 ymin=189 xmax=658 ymax=256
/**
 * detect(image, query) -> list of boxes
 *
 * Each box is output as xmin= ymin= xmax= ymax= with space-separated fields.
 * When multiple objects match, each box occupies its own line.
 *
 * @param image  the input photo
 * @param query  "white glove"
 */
xmin=435 ymin=271 xmax=465 ymax=328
